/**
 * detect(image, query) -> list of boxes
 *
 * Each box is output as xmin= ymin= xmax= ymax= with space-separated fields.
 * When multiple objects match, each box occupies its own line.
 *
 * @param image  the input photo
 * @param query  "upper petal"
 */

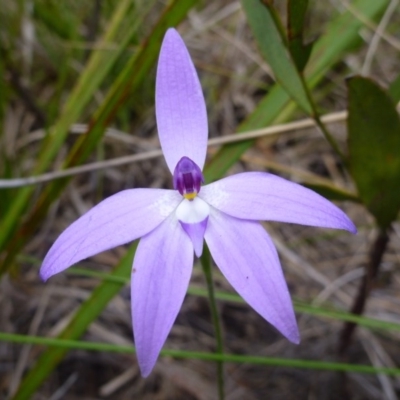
xmin=204 ymin=210 xmax=299 ymax=343
xmin=200 ymin=172 xmax=356 ymax=233
xmin=156 ymin=28 xmax=208 ymax=174
xmin=40 ymin=189 xmax=181 ymax=280
xmin=132 ymin=215 xmax=193 ymax=377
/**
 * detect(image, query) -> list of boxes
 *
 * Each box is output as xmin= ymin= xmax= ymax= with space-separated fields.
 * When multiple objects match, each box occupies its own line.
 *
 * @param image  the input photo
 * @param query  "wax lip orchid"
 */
xmin=40 ymin=28 xmax=356 ymax=377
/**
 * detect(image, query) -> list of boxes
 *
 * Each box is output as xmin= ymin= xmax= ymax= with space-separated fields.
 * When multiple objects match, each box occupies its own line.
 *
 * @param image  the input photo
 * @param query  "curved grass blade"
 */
xmin=241 ymin=0 xmax=313 ymax=114
xmin=287 ymin=0 xmax=313 ymax=71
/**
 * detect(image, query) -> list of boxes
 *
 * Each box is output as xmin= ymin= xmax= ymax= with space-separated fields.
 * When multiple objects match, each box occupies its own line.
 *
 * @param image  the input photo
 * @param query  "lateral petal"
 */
xmin=156 ymin=28 xmax=208 ymax=174
xmin=200 ymin=172 xmax=356 ymax=233
xmin=132 ymin=215 xmax=193 ymax=377
xmin=40 ymin=189 xmax=181 ymax=280
xmin=205 ymin=210 xmax=299 ymax=343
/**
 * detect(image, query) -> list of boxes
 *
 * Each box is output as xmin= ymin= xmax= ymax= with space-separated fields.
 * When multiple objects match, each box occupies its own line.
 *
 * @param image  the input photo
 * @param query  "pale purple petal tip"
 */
xmin=205 ymin=211 xmax=300 ymax=343
xmin=180 ymin=217 xmax=208 ymax=257
xmin=40 ymin=189 xmax=181 ymax=281
xmin=40 ymin=269 xmax=50 ymax=282
xmin=132 ymin=216 xmax=193 ymax=377
xmin=156 ymin=28 xmax=208 ymax=174
xmin=200 ymin=172 xmax=356 ymax=234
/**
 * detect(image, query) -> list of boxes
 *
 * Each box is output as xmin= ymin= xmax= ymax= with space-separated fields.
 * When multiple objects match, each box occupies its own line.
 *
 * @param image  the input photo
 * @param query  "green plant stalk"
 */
xmin=2 ymin=332 xmax=400 ymax=376
xmin=338 ymin=228 xmax=390 ymax=353
xmin=10 ymin=244 xmax=136 ymax=400
xmin=200 ymin=245 xmax=225 ymax=400
xmin=313 ymin=113 xmax=345 ymax=162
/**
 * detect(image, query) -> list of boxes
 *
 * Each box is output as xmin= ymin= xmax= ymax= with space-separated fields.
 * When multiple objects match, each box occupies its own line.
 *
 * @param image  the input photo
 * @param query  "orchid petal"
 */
xmin=175 ymin=197 xmax=210 ymax=224
xmin=205 ymin=210 xmax=299 ymax=343
xmin=200 ymin=172 xmax=356 ymax=233
xmin=180 ymin=218 xmax=208 ymax=257
xmin=156 ymin=28 xmax=208 ymax=173
xmin=40 ymin=189 xmax=181 ymax=281
xmin=132 ymin=216 xmax=193 ymax=377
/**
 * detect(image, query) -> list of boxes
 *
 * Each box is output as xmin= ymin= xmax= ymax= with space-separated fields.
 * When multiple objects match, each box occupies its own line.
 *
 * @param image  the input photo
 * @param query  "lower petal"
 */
xmin=176 ymin=196 xmax=210 ymax=257
xmin=132 ymin=215 xmax=193 ymax=377
xmin=204 ymin=210 xmax=299 ymax=344
xmin=180 ymin=217 xmax=208 ymax=257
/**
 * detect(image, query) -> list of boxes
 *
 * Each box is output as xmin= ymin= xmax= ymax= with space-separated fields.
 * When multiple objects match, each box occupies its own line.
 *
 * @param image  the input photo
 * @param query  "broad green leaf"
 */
xmin=389 ymin=72 xmax=400 ymax=103
xmin=303 ymin=183 xmax=360 ymax=203
xmin=287 ymin=0 xmax=313 ymax=71
xmin=348 ymin=76 xmax=400 ymax=228
xmin=241 ymin=0 xmax=313 ymax=114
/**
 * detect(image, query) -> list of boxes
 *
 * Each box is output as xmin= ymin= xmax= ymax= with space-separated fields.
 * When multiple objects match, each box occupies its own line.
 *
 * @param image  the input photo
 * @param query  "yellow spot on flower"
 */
xmin=184 ymin=192 xmax=197 ymax=200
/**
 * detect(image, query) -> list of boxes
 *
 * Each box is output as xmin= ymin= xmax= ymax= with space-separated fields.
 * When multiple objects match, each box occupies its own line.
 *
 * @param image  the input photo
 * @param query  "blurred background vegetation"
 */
xmin=1 ymin=0 xmax=400 ymax=399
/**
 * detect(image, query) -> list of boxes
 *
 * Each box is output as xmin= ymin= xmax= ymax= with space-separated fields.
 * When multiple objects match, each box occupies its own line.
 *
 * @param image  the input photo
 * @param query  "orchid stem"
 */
xmin=338 ymin=228 xmax=390 ymax=354
xmin=200 ymin=244 xmax=225 ymax=400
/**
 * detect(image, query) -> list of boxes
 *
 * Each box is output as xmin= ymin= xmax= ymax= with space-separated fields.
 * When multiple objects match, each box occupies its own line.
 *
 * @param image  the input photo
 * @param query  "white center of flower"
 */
xmin=175 ymin=196 xmax=210 ymax=224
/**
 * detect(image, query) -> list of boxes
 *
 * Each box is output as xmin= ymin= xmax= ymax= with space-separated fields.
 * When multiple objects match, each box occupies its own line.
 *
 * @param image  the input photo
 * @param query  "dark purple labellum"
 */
xmin=173 ymin=156 xmax=204 ymax=200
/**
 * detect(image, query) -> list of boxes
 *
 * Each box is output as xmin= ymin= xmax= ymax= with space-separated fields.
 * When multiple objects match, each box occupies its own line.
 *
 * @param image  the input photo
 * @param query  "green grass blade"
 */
xmin=2 ymin=332 xmax=400 ymax=376
xmin=242 ymin=0 xmax=313 ymax=114
xmin=66 ymin=268 xmax=400 ymax=334
xmin=287 ymin=0 xmax=312 ymax=71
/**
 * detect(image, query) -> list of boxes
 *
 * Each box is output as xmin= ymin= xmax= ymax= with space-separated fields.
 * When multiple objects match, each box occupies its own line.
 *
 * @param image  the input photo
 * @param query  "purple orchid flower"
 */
xmin=40 ymin=28 xmax=356 ymax=377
